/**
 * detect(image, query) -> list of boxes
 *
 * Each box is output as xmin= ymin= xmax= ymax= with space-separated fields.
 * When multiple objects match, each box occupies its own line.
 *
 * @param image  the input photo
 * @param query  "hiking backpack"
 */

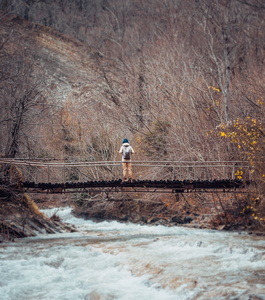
xmin=123 ymin=146 xmax=131 ymax=160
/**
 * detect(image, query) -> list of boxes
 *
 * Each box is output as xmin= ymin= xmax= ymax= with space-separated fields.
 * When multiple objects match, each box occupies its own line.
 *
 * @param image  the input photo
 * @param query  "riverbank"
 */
xmin=71 ymin=192 xmax=261 ymax=233
xmin=1 ymin=189 xmax=264 ymax=242
xmin=0 ymin=188 xmax=75 ymax=242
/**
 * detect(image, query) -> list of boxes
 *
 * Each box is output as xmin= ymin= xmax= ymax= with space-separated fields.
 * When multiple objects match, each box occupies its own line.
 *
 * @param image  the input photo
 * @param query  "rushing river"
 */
xmin=0 ymin=207 xmax=265 ymax=300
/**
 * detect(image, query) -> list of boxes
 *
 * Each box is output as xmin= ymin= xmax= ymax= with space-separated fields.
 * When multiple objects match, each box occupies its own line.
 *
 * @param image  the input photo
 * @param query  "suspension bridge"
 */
xmin=0 ymin=159 xmax=253 ymax=194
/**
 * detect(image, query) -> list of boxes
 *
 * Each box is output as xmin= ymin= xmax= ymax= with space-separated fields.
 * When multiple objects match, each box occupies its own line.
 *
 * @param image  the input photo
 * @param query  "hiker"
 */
xmin=119 ymin=138 xmax=134 ymax=181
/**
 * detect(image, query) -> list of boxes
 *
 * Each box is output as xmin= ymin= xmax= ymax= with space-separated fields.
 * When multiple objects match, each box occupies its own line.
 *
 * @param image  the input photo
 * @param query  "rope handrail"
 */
xmin=0 ymin=158 xmax=254 ymax=184
xmin=0 ymin=158 xmax=251 ymax=167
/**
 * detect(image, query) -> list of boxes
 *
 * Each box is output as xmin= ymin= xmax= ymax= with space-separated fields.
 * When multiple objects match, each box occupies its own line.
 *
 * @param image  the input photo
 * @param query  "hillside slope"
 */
xmin=1 ymin=13 xmax=99 ymax=104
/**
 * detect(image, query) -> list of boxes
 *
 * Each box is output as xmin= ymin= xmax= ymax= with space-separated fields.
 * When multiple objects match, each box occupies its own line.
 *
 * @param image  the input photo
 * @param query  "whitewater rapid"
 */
xmin=0 ymin=207 xmax=265 ymax=300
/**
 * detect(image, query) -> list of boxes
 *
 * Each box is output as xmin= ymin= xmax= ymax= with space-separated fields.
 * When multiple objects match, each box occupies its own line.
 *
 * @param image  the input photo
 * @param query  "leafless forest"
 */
xmin=0 ymin=2 xmax=264 ymax=178
xmin=1 ymin=0 xmax=265 ymax=227
xmin=1 ymin=0 xmax=264 ymax=161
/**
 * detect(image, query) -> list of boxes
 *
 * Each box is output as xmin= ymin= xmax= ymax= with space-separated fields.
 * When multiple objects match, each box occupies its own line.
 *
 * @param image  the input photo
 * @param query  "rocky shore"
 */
xmin=72 ymin=197 xmax=265 ymax=236
xmin=72 ymin=194 xmax=236 ymax=231
xmin=1 ymin=189 xmax=262 ymax=242
xmin=0 ymin=189 xmax=74 ymax=242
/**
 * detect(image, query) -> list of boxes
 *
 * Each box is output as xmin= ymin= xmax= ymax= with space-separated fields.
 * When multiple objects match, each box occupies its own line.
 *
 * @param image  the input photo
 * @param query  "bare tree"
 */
xmin=0 ymin=22 xmax=49 ymax=158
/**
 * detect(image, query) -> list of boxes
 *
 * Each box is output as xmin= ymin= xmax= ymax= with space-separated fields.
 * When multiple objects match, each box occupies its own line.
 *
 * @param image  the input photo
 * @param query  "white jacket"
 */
xmin=119 ymin=143 xmax=134 ymax=161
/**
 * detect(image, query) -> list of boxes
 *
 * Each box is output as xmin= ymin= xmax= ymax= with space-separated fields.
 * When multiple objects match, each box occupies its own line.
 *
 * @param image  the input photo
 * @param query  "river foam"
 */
xmin=0 ymin=207 xmax=265 ymax=300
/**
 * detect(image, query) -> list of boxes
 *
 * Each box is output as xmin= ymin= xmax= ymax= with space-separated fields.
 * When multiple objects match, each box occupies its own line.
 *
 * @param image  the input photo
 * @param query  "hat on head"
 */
xmin=122 ymin=138 xmax=129 ymax=144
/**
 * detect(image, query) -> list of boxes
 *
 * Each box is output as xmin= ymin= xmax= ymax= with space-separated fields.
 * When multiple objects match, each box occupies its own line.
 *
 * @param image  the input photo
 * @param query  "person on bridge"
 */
xmin=119 ymin=138 xmax=134 ymax=182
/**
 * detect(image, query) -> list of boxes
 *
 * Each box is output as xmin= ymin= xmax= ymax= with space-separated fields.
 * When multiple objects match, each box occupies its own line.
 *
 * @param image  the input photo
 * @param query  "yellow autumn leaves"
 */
xmin=235 ymin=169 xmax=243 ymax=179
xmin=242 ymin=200 xmax=264 ymax=222
xmin=209 ymin=117 xmax=265 ymax=224
xmin=211 ymin=117 xmax=263 ymax=162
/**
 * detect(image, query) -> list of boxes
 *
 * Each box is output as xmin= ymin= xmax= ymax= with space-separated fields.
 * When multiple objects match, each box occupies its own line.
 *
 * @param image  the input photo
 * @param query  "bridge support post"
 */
xmin=248 ymin=166 xmax=251 ymax=180
xmin=232 ymin=163 xmax=235 ymax=179
xmin=62 ymin=165 xmax=65 ymax=183
xmin=47 ymin=165 xmax=50 ymax=183
xmin=120 ymin=162 xmax=122 ymax=180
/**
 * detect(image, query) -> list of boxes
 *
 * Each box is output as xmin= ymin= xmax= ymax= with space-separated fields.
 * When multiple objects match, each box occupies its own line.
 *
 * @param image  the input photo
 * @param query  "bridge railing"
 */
xmin=0 ymin=159 xmax=252 ymax=184
xmin=132 ymin=161 xmax=252 ymax=182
